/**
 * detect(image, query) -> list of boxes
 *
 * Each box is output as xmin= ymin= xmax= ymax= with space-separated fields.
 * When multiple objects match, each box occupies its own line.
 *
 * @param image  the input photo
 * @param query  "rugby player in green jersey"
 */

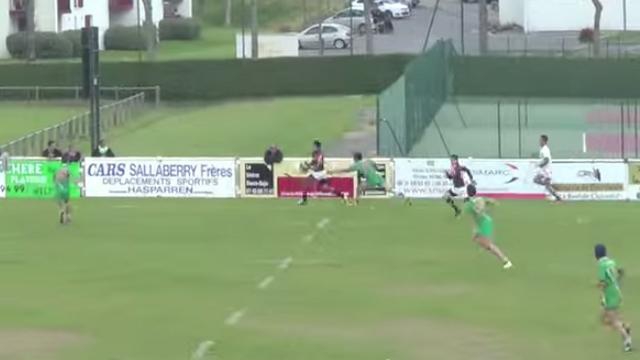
xmin=329 ymin=152 xmax=406 ymax=205
xmin=464 ymin=185 xmax=512 ymax=269
xmin=594 ymin=244 xmax=632 ymax=352
xmin=55 ymin=164 xmax=72 ymax=224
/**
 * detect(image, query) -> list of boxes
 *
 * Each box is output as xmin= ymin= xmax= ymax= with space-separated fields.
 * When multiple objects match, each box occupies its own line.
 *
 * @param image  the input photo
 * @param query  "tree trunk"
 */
xmin=478 ymin=0 xmax=488 ymax=55
xmin=250 ymin=0 xmax=258 ymax=59
xmin=141 ymin=0 xmax=157 ymax=61
xmin=224 ymin=0 xmax=233 ymax=26
xmin=25 ymin=0 xmax=36 ymax=61
xmin=591 ymin=0 xmax=603 ymax=56
xmin=363 ymin=0 xmax=373 ymax=54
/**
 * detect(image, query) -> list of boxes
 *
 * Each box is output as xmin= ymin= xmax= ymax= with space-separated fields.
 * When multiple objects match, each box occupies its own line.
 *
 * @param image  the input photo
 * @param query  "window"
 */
xmin=305 ymin=26 xmax=320 ymax=35
xmin=335 ymin=11 xmax=348 ymax=18
xmin=322 ymin=26 xmax=338 ymax=34
xmin=76 ymin=0 xmax=84 ymax=7
xmin=353 ymin=10 xmax=364 ymax=17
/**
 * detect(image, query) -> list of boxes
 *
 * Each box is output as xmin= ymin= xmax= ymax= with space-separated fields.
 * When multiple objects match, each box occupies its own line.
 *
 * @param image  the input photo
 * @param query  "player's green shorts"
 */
xmin=602 ymin=295 xmax=622 ymax=310
xmin=474 ymin=217 xmax=494 ymax=238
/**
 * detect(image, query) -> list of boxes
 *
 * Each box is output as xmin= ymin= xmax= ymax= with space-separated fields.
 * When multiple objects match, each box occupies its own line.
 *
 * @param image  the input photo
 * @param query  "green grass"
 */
xmin=101 ymin=27 xmax=236 ymax=62
xmin=0 ymin=102 xmax=85 ymax=145
xmin=100 ymin=96 xmax=372 ymax=156
xmin=0 ymin=199 xmax=638 ymax=360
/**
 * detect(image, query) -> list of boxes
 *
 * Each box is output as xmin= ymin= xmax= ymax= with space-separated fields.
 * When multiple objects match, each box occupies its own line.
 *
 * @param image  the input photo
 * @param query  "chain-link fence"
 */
xmin=409 ymin=97 xmax=640 ymax=159
xmin=0 ymin=93 xmax=147 ymax=156
xmin=377 ymin=39 xmax=455 ymax=157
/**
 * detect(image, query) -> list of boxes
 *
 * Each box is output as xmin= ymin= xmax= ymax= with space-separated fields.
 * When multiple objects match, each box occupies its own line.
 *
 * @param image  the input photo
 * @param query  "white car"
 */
xmin=298 ymin=23 xmax=352 ymax=50
xmin=351 ymin=0 xmax=410 ymax=18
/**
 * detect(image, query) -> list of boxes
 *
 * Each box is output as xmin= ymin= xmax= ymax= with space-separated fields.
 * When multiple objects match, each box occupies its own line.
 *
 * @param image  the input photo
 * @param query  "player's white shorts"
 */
xmin=311 ymin=170 xmax=328 ymax=181
xmin=446 ymin=186 xmax=467 ymax=198
xmin=537 ymin=168 xmax=552 ymax=181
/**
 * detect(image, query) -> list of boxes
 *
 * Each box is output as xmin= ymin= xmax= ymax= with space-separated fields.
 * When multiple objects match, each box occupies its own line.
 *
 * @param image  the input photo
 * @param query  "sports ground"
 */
xmin=1 ymin=97 xmax=639 ymax=360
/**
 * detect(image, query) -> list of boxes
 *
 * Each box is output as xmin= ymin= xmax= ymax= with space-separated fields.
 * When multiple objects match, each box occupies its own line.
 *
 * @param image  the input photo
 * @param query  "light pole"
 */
xmin=136 ymin=0 xmax=141 ymax=62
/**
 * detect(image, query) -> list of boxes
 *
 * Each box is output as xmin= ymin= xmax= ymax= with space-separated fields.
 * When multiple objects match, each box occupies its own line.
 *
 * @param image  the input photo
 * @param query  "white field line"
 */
xmin=278 ymin=256 xmax=293 ymax=270
xmin=316 ymin=218 xmax=331 ymax=229
xmin=191 ymin=340 xmax=215 ymax=360
xmin=301 ymin=234 xmax=315 ymax=243
xmin=257 ymin=275 xmax=275 ymax=290
xmin=225 ymin=309 xmax=247 ymax=326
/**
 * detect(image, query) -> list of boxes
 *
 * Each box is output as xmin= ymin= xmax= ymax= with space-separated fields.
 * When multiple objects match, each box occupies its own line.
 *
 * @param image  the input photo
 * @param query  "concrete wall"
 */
xmin=110 ymin=0 xmax=164 ymax=27
xmin=0 ymin=0 xmax=9 ymax=58
xmin=499 ymin=0 xmax=524 ymax=26
xmin=502 ymin=0 xmax=640 ymax=32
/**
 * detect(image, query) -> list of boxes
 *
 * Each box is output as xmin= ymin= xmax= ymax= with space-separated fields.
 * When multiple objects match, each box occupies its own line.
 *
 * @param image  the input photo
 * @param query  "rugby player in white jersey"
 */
xmin=533 ymin=134 xmax=562 ymax=201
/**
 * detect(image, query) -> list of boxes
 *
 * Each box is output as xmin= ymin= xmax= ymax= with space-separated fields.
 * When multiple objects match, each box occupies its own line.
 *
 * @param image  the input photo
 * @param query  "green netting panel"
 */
xmin=378 ymin=75 xmax=406 ymax=157
xmin=377 ymin=40 xmax=455 ymax=156
xmin=404 ymin=40 xmax=454 ymax=154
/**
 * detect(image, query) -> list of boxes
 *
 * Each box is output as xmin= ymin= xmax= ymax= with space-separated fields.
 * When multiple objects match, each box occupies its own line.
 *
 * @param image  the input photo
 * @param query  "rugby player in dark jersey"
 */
xmin=298 ymin=140 xmax=345 ymax=205
xmin=444 ymin=154 xmax=474 ymax=217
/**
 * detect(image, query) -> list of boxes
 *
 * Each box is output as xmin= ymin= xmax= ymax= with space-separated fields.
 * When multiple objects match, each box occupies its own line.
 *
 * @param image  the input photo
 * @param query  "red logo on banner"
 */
xmin=277 ymin=177 xmax=354 ymax=198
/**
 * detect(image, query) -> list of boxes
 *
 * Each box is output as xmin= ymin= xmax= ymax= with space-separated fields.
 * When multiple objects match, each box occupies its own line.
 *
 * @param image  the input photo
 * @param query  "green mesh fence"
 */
xmin=377 ymin=40 xmax=455 ymax=156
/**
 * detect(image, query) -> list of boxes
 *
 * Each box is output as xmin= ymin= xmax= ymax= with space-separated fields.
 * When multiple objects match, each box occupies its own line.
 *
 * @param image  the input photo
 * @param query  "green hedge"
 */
xmin=0 ymin=55 xmax=413 ymax=100
xmin=453 ymin=56 xmax=640 ymax=98
xmin=104 ymin=26 xmax=147 ymax=51
xmin=6 ymin=32 xmax=74 ymax=59
xmin=61 ymin=30 xmax=82 ymax=57
xmin=159 ymin=18 xmax=201 ymax=40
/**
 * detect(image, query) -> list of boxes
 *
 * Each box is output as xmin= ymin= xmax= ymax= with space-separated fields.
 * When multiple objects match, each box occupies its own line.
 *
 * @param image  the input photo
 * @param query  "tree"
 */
xmin=224 ymin=0 xmax=232 ymax=26
xmin=25 ymin=0 xmax=35 ymax=60
xmin=591 ymin=0 xmax=603 ymax=56
xmin=140 ymin=0 xmax=158 ymax=60
xmin=478 ymin=0 xmax=488 ymax=55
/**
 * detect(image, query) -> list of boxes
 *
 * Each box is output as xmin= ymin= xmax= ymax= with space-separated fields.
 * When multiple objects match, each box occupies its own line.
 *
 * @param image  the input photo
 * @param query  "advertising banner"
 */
xmin=0 ymin=157 xmax=5 ymax=199
xmin=394 ymin=158 xmax=545 ymax=199
xmin=5 ymin=159 xmax=82 ymax=199
xmin=84 ymin=158 xmax=236 ymax=198
xmin=274 ymin=158 xmax=355 ymax=198
xmin=239 ymin=159 xmax=275 ymax=197
xmin=627 ymin=161 xmax=640 ymax=200
xmin=552 ymin=161 xmax=627 ymax=201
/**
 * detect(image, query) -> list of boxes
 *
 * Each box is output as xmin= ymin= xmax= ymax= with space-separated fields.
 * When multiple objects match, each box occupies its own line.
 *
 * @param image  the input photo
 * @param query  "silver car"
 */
xmin=325 ymin=8 xmax=369 ymax=35
xmin=298 ymin=23 xmax=352 ymax=50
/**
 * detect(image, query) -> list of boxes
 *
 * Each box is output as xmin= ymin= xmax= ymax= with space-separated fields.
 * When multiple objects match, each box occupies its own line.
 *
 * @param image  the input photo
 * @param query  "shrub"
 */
xmin=159 ymin=18 xmax=201 ymax=40
xmin=61 ymin=30 xmax=82 ymax=57
xmin=6 ymin=32 xmax=73 ymax=59
xmin=104 ymin=26 xmax=148 ymax=50
xmin=579 ymin=28 xmax=595 ymax=43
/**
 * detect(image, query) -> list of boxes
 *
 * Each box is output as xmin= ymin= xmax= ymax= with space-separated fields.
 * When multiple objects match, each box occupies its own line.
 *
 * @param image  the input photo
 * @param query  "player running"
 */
xmin=464 ymin=185 xmax=512 ymax=269
xmin=55 ymin=164 xmax=72 ymax=224
xmin=298 ymin=140 xmax=345 ymax=205
xmin=444 ymin=154 xmax=473 ymax=217
xmin=533 ymin=135 xmax=561 ymax=201
xmin=594 ymin=244 xmax=632 ymax=352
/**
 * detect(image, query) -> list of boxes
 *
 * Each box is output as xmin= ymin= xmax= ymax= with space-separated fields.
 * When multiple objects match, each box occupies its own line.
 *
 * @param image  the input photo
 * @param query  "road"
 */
xmin=300 ymin=0 xmax=592 ymax=57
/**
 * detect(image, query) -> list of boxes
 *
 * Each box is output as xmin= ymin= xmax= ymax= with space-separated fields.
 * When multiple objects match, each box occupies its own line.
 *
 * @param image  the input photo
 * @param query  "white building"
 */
xmin=0 ymin=0 xmax=193 ymax=58
xmin=501 ymin=0 xmax=640 ymax=32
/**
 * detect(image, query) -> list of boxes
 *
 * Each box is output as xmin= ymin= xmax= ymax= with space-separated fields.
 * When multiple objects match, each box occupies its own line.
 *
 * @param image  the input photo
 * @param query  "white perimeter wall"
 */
xmin=501 ymin=0 xmax=640 ymax=32
xmin=110 ymin=0 xmax=164 ymax=27
xmin=0 ymin=0 xmax=9 ymax=58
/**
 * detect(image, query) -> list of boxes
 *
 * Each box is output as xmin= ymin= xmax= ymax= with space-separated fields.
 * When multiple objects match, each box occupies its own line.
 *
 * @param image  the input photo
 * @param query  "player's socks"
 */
xmin=59 ymin=212 xmax=64 ymax=224
xmin=446 ymin=198 xmax=460 ymax=216
xmin=624 ymin=337 xmax=632 ymax=352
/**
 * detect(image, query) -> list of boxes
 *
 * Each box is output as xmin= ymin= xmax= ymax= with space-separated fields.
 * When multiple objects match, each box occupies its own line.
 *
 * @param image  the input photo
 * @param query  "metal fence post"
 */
xmin=517 ymin=100 xmax=522 ymax=158
xmin=621 ymin=102 xmax=625 ymax=158
xmin=155 ymin=86 xmax=160 ymax=107
xmin=497 ymin=101 xmax=502 ymax=158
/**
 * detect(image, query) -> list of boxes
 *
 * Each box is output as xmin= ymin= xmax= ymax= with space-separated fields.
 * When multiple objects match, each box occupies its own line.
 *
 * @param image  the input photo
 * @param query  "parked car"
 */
xmin=325 ymin=8 xmax=375 ymax=35
xmin=298 ymin=23 xmax=352 ymax=50
xmin=389 ymin=0 xmax=416 ymax=9
xmin=351 ymin=0 xmax=410 ymax=19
